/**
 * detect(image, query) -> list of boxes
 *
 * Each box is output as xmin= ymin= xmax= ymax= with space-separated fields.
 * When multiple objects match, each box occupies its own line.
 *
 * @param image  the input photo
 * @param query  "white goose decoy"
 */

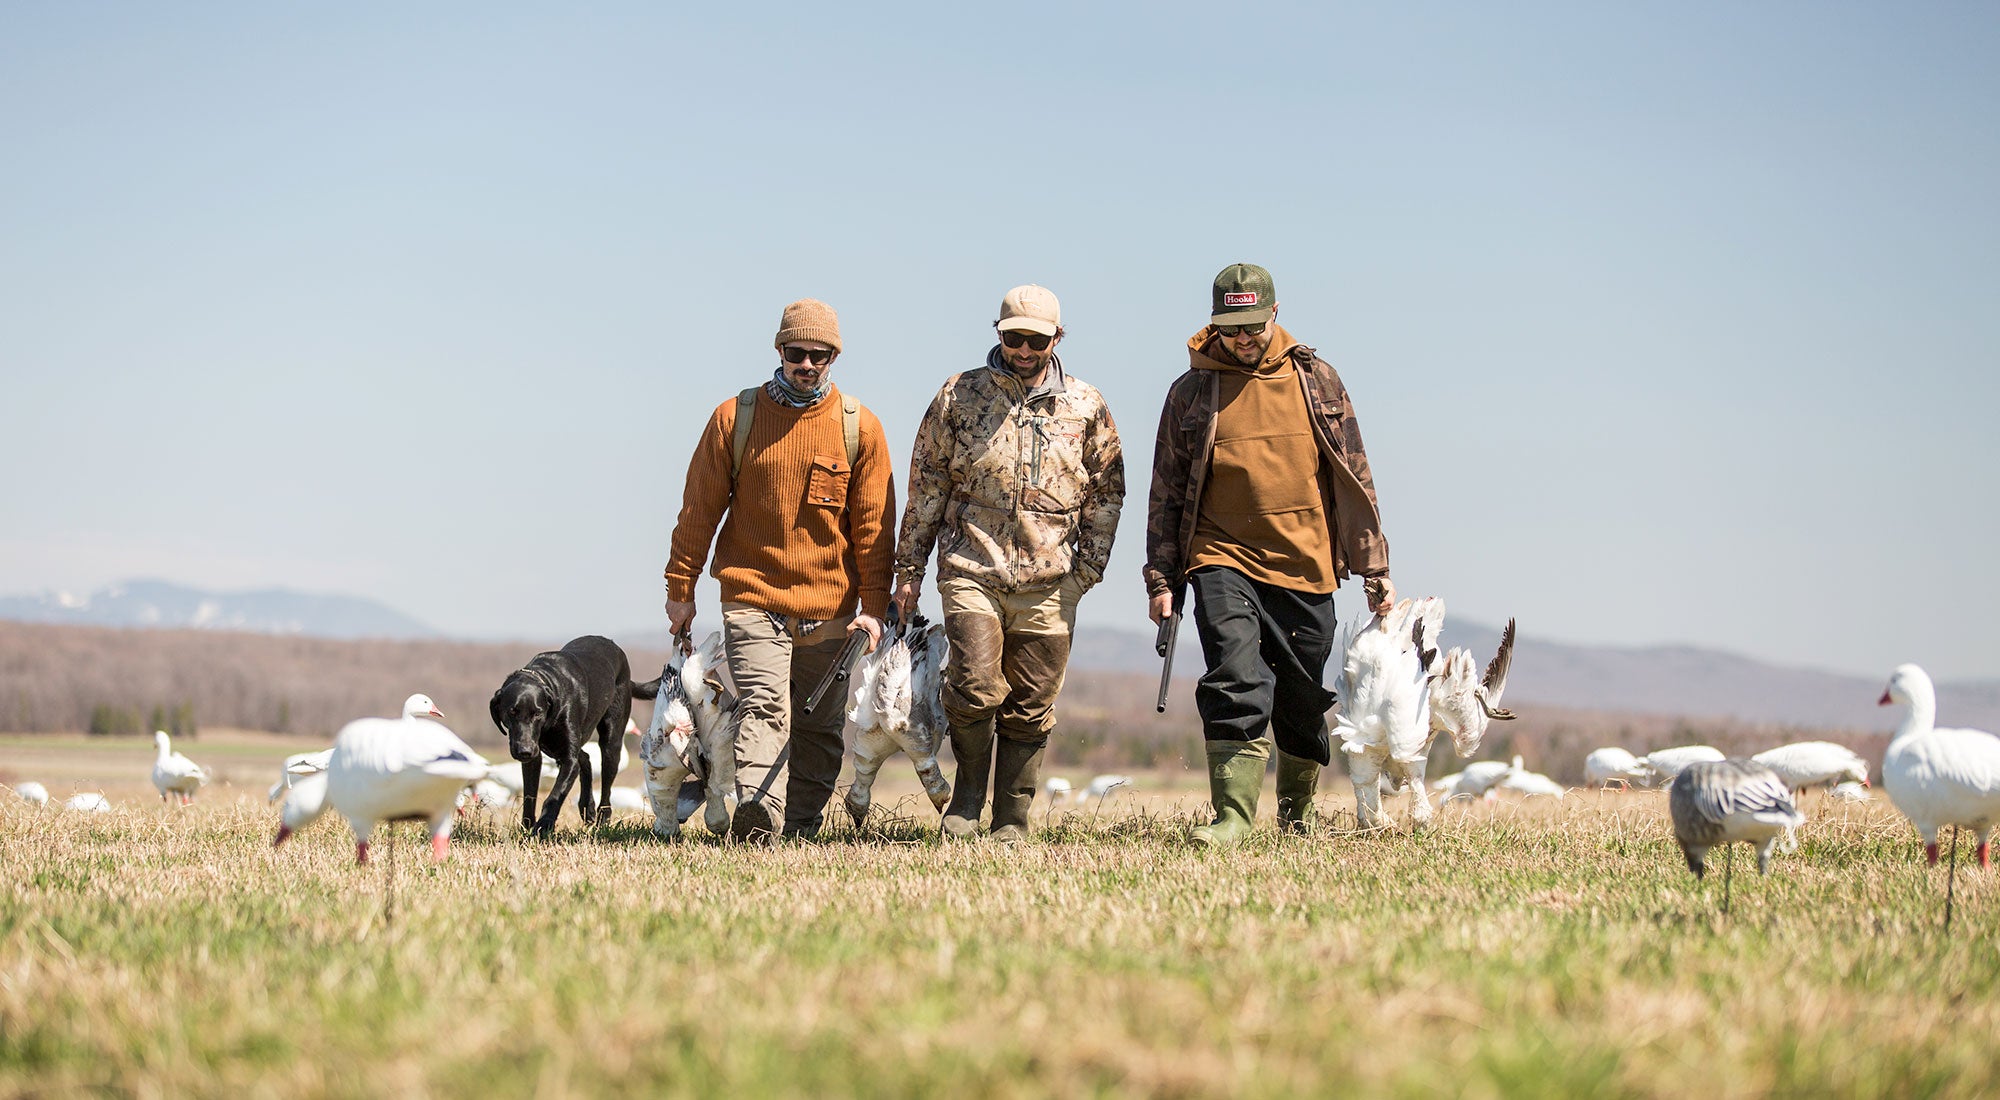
xmin=1640 ymin=745 xmax=1726 ymax=787
xmin=1829 ymin=781 xmax=1871 ymax=804
xmin=1453 ymin=758 xmax=1518 ymax=799
xmin=268 ymin=695 xmax=444 ymax=802
xmin=66 ymin=792 xmax=112 ymax=813
xmin=151 ymin=730 xmax=209 ymax=804
xmin=1334 ymin=598 xmax=1446 ymax=829
xmin=1669 ymin=758 xmax=1806 ymax=912
xmin=844 ymin=612 xmax=953 ymax=828
xmin=1498 ymin=769 xmax=1567 ymax=800
xmin=273 ymin=709 xmax=490 ymax=863
xmin=1583 ymin=747 xmax=1648 ymax=789
xmin=1087 ymin=774 xmax=1134 ymax=799
xmin=1879 ymin=663 xmax=2000 ymax=870
xmin=1043 ymin=776 xmax=1074 ymax=804
xmin=607 ymin=786 xmax=647 ymax=812
xmin=1752 ymin=741 xmax=1870 ymax=795
xmin=13 ymin=781 xmax=49 ymax=806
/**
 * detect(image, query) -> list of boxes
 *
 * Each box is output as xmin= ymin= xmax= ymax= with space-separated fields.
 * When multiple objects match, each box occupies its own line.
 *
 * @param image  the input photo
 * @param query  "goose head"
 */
xmin=403 ymin=693 xmax=445 ymax=721
xmin=154 ymin=730 xmax=171 ymax=754
xmin=1879 ymin=663 xmax=1933 ymax=709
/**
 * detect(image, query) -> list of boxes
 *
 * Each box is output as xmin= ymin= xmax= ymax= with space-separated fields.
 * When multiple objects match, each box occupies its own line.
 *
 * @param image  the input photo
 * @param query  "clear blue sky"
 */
xmin=3 ymin=2 xmax=1996 ymax=679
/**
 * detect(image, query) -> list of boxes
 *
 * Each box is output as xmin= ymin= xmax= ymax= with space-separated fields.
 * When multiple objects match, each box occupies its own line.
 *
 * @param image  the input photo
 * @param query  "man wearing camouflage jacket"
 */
xmin=1145 ymin=263 xmax=1395 ymax=848
xmin=894 ymin=285 xmax=1125 ymax=844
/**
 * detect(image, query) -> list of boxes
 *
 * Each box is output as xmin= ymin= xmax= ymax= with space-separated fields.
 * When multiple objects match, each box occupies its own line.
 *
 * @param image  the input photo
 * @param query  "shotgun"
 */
xmin=805 ymin=629 xmax=869 ymax=714
xmin=1155 ymin=597 xmax=1181 ymax=714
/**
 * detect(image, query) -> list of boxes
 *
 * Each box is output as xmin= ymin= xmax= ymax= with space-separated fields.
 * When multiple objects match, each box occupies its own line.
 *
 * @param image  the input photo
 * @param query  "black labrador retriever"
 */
xmin=489 ymin=634 xmax=635 ymax=835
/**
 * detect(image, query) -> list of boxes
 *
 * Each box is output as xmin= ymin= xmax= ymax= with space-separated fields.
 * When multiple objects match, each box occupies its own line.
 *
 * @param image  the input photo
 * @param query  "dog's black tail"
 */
xmin=632 ymin=677 xmax=662 ymax=698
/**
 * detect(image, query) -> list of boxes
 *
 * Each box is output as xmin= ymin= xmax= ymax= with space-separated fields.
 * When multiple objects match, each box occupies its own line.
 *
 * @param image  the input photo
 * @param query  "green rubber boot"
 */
xmin=1274 ymin=750 xmax=1321 ymax=835
xmin=1190 ymin=738 xmax=1270 ymax=849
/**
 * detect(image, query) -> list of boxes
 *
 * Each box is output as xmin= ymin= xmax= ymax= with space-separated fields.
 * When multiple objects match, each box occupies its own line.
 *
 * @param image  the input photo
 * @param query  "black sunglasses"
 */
xmin=998 ymin=330 xmax=1053 ymax=351
xmin=781 ymin=346 xmax=834 ymax=366
xmin=1215 ymin=321 xmax=1268 ymax=338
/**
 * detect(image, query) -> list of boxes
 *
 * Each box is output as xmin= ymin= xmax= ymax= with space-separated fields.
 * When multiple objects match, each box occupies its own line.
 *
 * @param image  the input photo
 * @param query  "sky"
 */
xmin=3 ymin=2 xmax=1997 ymax=679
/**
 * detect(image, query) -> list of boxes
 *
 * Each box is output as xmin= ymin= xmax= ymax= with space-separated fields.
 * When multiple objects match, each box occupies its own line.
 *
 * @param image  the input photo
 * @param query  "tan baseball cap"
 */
xmin=996 ymin=284 xmax=1061 ymax=336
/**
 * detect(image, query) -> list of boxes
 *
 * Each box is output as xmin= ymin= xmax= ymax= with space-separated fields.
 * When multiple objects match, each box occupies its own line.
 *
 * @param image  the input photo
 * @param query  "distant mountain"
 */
xmin=0 ymin=579 xmax=437 ymax=640
xmin=1069 ymin=618 xmax=2000 ymax=734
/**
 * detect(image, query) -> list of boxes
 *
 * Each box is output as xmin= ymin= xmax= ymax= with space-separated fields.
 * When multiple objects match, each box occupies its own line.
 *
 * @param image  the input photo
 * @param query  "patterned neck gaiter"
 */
xmin=765 ymin=367 xmax=831 ymax=408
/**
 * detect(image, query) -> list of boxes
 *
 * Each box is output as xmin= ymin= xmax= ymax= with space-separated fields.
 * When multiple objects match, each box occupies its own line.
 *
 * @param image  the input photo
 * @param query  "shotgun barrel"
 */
xmin=1155 ymin=609 xmax=1181 ymax=713
xmin=805 ymin=629 xmax=869 ymax=714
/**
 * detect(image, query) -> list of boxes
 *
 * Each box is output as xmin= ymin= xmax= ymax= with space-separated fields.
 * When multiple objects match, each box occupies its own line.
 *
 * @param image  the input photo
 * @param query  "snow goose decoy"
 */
xmin=1583 ymin=747 xmax=1648 ymax=789
xmin=66 ymin=792 xmax=112 ymax=813
xmin=1879 ymin=663 xmax=2000 ymax=872
xmin=1669 ymin=758 xmax=1806 ymax=914
xmin=268 ymin=694 xmax=443 ymax=802
xmin=12 ymin=781 xmax=49 ymax=807
xmin=151 ymin=730 xmax=209 ymax=805
xmin=1640 ymin=745 xmax=1726 ymax=788
xmin=1752 ymin=741 xmax=1870 ymax=795
xmin=274 ymin=709 xmax=490 ymax=863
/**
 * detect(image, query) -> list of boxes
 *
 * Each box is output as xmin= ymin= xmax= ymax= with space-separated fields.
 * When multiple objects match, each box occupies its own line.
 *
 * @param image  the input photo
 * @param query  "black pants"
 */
xmin=1189 ymin=565 xmax=1338 ymax=765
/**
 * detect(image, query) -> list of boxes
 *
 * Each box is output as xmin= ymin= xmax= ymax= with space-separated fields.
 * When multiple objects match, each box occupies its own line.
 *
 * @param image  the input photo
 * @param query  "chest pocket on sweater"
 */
xmin=805 ymin=454 xmax=850 ymax=510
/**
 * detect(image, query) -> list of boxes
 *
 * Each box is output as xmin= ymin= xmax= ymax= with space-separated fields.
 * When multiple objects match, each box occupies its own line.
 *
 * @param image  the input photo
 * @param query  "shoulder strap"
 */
xmin=731 ymin=387 xmax=759 ymax=481
xmin=842 ymin=394 xmax=860 ymax=467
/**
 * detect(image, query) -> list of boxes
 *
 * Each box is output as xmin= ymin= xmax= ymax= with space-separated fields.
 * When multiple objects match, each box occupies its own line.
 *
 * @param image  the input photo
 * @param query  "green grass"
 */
xmin=2 ymin=790 xmax=1996 ymax=1098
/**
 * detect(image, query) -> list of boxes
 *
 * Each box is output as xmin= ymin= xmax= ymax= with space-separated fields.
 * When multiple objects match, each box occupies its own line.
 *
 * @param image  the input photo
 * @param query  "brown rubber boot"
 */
xmin=940 ymin=716 xmax=995 ymax=839
xmin=988 ymin=735 xmax=1046 ymax=846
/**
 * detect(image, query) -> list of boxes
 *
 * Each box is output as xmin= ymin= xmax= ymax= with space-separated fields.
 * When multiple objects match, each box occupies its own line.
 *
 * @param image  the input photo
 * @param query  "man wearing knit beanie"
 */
xmin=663 ymin=298 xmax=896 ymax=841
xmin=894 ymin=285 xmax=1126 ymax=846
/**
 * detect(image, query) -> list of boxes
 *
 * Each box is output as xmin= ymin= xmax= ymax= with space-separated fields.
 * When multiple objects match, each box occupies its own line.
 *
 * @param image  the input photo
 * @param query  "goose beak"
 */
xmin=429 ymin=708 xmax=445 ymax=720
xmin=1877 ymin=690 xmax=1892 ymax=706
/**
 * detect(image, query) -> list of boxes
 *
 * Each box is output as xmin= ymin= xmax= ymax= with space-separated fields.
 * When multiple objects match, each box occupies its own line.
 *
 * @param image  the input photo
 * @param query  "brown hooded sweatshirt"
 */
xmin=1184 ymin=324 xmax=1337 ymax=593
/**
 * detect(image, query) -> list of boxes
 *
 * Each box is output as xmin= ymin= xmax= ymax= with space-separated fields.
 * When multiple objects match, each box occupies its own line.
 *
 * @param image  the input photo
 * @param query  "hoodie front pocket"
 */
xmin=805 ymin=454 xmax=850 ymax=511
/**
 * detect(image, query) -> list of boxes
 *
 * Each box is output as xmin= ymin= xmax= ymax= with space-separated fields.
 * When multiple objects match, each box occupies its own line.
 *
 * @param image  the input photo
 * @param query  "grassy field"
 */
xmin=3 ymin=734 xmax=1998 ymax=1098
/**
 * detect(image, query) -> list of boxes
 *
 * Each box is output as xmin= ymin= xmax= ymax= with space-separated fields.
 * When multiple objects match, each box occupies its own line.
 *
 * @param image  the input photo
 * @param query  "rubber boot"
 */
xmin=988 ymin=735 xmax=1046 ymax=846
xmin=1274 ymin=750 xmax=1321 ymax=835
xmin=941 ymin=716 xmax=995 ymax=839
xmin=1191 ymin=738 xmax=1270 ymax=849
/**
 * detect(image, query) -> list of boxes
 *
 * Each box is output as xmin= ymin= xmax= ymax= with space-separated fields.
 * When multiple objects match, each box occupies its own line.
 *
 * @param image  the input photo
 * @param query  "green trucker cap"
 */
xmin=1211 ymin=263 xmax=1276 ymax=324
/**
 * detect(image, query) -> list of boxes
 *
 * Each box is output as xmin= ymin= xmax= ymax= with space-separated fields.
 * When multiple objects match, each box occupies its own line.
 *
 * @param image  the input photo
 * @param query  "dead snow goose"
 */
xmin=844 ymin=611 xmax=952 ymax=828
xmin=1333 ymin=598 xmax=1446 ymax=829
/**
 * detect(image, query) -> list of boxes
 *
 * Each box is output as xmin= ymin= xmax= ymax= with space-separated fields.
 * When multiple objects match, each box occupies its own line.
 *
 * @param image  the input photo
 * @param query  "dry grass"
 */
xmin=3 ymin=741 xmax=1998 ymax=1099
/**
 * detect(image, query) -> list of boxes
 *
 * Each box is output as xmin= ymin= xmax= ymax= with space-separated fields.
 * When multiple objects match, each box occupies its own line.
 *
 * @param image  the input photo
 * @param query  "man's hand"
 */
xmin=1148 ymin=591 xmax=1174 ymax=626
xmin=849 ymin=613 xmax=883 ymax=653
xmin=664 ymin=598 xmax=696 ymax=639
xmin=1364 ymin=575 xmax=1396 ymax=615
xmin=892 ymin=579 xmax=920 ymax=617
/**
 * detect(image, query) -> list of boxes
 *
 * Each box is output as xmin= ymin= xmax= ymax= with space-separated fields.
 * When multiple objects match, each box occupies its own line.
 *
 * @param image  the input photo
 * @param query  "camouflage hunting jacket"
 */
xmin=1144 ymin=330 xmax=1388 ymax=600
xmin=896 ymin=350 xmax=1126 ymax=594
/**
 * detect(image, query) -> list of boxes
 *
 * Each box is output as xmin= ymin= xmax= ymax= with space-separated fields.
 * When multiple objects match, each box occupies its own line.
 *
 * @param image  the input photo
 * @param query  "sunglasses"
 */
xmin=781 ymin=346 xmax=834 ymax=366
xmin=1215 ymin=321 xmax=1268 ymax=338
xmin=998 ymin=330 xmax=1054 ymax=351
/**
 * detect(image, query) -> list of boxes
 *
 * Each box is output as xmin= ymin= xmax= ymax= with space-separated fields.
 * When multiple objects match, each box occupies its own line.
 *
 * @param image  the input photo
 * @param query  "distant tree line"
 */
xmin=86 ymin=701 xmax=197 ymax=737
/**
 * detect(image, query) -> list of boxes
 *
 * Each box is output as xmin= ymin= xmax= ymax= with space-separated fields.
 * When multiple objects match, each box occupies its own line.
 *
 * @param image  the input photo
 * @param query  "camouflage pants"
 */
xmin=937 ymin=574 xmax=1081 ymax=745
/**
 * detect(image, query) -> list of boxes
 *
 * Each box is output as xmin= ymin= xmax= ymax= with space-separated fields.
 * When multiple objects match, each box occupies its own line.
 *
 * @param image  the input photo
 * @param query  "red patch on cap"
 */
xmin=1223 ymin=292 xmax=1259 ymax=306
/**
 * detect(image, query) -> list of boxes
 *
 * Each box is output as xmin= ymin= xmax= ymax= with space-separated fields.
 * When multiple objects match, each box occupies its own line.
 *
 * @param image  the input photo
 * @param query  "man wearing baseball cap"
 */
xmin=894 ymin=285 xmax=1126 ymax=845
xmin=663 ymin=298 xmax=895 ymax=841
xmin=1144 ymin=264 xmax=1395 ymax=847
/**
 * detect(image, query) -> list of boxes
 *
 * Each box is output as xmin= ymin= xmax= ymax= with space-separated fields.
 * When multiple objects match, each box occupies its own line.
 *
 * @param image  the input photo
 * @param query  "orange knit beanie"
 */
xmin=774 ymin=299 xmax=842 ymax=352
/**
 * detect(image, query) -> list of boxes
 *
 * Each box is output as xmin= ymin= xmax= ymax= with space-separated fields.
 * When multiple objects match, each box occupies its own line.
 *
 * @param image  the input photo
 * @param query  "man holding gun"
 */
xmin=1145 ymin=264 xmax=1395 ymax=847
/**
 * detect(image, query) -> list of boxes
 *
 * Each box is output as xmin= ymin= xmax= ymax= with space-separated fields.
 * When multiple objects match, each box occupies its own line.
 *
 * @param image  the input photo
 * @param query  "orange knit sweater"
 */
xmin=664 ymin=385 xmax=896 ymax=620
